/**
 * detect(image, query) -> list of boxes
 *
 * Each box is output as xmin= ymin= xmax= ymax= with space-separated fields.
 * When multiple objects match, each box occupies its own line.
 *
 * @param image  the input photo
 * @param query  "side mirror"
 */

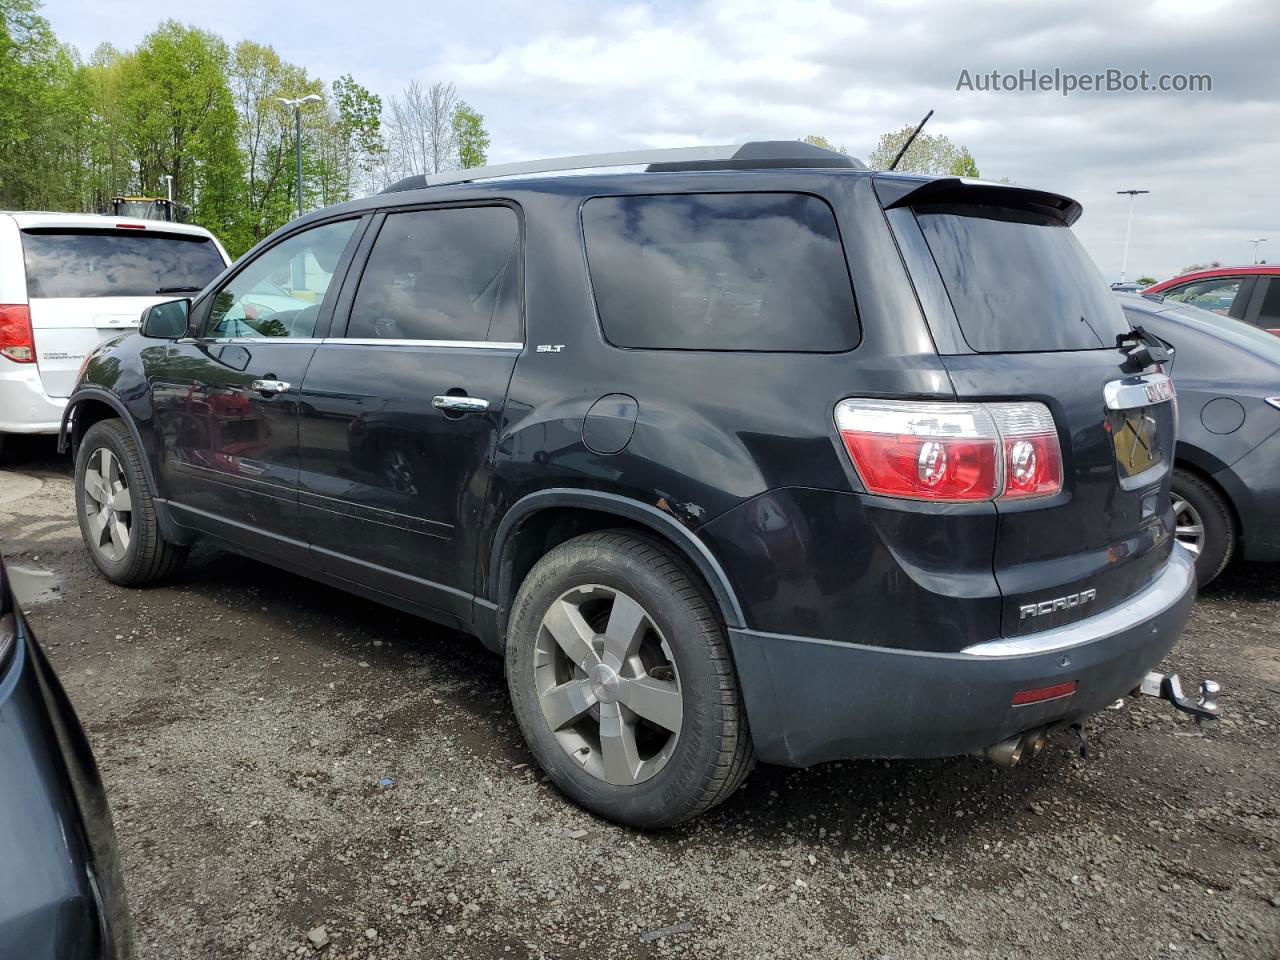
xmin=140 ymin=299 xmax=191 ymax=339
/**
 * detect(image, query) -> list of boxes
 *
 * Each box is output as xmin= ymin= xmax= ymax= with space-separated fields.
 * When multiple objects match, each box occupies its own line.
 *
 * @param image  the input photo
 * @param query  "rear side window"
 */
xmin=345 ymin=205 xmax=520 ymax=342
xmin=582 ymin=193 xmax=858 ymax=352
xmin=21 ymin=229 xmax=226 ymax=298
xmin=916 ymin=206 xmax=1129 ymax=352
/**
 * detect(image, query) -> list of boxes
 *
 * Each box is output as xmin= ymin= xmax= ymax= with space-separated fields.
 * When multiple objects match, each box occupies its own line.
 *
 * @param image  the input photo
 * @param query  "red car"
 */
xmin=1144 ymin=265 xmax=1280 ymax=335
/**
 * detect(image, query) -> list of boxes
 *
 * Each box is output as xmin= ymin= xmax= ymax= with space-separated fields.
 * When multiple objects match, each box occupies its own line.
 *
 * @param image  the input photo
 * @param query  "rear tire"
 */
xmin=1171 ymin=467 xmax=1235 ymax=587
xmin=505 ymin=530 xmax=753 ymax=828
xmin=75 ymin=419 xmax=188 ymax=585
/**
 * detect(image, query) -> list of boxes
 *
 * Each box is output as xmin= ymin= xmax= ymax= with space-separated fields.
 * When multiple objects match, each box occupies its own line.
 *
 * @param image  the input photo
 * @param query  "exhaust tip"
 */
xmin=984 ymin=727 xmax=1049 ymax=768
xmin=985 ymin=735 xmax=1025 ymax=767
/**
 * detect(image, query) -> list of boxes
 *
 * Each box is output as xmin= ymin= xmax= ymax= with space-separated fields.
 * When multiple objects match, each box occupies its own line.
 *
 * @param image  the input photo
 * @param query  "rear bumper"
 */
xmin=729 ymin=545 xmax=1197 ymax=767
xmin=0 ymin=361 xmax=65 ymax=433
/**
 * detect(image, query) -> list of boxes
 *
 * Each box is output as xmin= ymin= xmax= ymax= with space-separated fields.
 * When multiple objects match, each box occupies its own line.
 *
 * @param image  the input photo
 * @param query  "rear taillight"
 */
xmin=989 ymin=403 xmax=1063 ymax=500
xmin=835 ymin=399 xmax=1063 ymax=503
xmin=0 ymin=304 xmax=35 ymax=363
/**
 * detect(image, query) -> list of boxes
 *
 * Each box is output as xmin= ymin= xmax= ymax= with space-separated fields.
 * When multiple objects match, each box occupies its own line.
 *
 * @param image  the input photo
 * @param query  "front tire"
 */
xmin=1171 ymin=467 xmax=1236 ymax=587
xmin=75 ymin=419 xmax=187 ymax=585
xmin=505 ymin=530 xmax=752 ymax=828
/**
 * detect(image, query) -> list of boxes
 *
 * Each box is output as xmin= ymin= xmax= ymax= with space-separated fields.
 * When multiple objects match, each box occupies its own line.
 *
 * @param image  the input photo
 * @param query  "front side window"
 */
xmin=582 ymin=193 xmax=859 ymax=352
xmin=21 ymin=230 xmax=226 ymax=299
xmin=1163 ymin=278 xmax=1241 ymax=315
xmin=344 ymin=206 xmax=520 ymax=342
xmin=205 ymin=219 xmax=358 ymax=339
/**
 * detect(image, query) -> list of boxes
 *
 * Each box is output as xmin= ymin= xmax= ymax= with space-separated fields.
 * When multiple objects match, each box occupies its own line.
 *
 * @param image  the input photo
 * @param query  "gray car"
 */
xmin=1117 ymin=293 xmax=1280 ymax=584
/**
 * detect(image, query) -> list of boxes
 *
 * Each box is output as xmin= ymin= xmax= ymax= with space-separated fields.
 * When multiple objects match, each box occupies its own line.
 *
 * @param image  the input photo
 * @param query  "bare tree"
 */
xmin=385 ymin=80 xmax=458 ymax=180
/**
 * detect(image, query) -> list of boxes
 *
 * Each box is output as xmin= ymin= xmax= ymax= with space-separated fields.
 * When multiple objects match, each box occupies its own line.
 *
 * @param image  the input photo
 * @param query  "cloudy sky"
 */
xmin=43 ymin=0 xmax=1279 ymax=281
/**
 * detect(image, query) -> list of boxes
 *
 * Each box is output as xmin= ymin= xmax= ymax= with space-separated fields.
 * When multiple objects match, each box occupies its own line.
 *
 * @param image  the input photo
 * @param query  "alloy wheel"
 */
xmin=83 ymin=447 xmax=133 ymax=562
xmin=1171 ymin=494 xmax=1204 ymax=557
xmin=533 ymin=584 xmax=683 ymax=786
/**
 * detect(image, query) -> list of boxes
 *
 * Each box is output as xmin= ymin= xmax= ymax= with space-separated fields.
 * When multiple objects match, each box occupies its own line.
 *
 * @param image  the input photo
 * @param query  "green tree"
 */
xmin=452 ymin=100 xmax=488 ymax=169
xmin=868 ymin=126 xmax=979 ymax=176
xmin=0 ymin=0 xmax=92 ymax=209
xmin=228 ymin=40 xmax=318 ymax=249
xmin=116 ymin=21 xmax=241 ymax=242
xmin=949 ymin=146 xmax=979 ymax=178
xmin=1136 ymin=275 xmax=1157 ymax=286
xmin=311 ymin=73 xmax=382 ymax=205
xmin=801 ymin=134 xmax=847 ymax=154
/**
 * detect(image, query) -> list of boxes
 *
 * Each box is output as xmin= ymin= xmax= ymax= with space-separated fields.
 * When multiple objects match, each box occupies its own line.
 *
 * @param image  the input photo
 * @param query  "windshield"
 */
xmin=917 ymin=205 xmax=1130 ymax=352
xmin=21 ymin=229 xmax=226 ymax=298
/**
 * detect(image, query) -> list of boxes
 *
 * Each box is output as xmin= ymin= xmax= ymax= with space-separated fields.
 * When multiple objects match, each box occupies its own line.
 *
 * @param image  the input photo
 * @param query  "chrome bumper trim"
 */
xmin=962 ymin=545 xmax=1195 ymax=658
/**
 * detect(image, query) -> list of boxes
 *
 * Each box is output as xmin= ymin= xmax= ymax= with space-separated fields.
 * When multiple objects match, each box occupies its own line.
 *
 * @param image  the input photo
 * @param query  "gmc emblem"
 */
xmin=1020 ymin=588 xmax=1097 ymax=620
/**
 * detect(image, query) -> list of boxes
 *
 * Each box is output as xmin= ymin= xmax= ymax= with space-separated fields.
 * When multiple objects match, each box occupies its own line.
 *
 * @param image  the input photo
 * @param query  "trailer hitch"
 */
xmin=1135 ymin=671 xmax=1221 ymax=727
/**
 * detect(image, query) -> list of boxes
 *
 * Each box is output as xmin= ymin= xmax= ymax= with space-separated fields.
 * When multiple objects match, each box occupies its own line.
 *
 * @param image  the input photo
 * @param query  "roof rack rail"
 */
xmin=379 ymin=140 xmax=865 ymax=194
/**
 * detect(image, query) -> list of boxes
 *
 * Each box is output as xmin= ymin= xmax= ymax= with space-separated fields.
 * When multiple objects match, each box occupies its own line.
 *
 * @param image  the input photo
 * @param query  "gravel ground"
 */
xmin=1 ymin=436 xmax=1278 ymax=960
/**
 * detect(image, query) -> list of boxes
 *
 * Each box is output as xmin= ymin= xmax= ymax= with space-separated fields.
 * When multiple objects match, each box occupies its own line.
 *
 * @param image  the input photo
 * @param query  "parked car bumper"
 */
xmin=728 ymin=545 xmax=1197 ymax=767
xmin=0 ymin=591 xmax=131 ymax=958
xmin=0 ymin=361 xmax=66 ymax=433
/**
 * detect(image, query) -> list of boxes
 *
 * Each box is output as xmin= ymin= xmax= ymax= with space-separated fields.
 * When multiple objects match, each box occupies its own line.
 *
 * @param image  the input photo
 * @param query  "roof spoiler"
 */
xmin=876 ymin=175 xmax=1083 ymax=226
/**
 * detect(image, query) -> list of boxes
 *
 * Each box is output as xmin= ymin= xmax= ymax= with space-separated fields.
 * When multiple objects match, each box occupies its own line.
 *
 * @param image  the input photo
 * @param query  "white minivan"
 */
xmin=0 ymin=212 xmax=231 ymax=454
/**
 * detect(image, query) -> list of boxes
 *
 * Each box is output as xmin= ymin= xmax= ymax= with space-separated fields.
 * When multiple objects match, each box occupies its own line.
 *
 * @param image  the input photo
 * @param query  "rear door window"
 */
xmin=1249 ymin=278 xmax=1280 ymax=333
xmin=915 ymin=206 xmax=1129 ymax=352
xmin=21 ymin=229 xmax=226 ymax=298
xmin=1163 ymin=277 xmax=1243 ymax=316
xmin=343 ymin=205 xmax=520 ymax=343
xmin=582 ymin=193 xmax=858 ymax=352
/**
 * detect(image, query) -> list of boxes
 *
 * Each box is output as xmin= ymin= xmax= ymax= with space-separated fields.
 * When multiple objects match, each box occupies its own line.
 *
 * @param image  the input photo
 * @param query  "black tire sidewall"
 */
xmin=75 ymin=421 xmax=154 ymax=584
xmin=1171 ymin=469 xmax=1234 ymax=587
xmin=506 ymin=534 xmax=731 ymax=828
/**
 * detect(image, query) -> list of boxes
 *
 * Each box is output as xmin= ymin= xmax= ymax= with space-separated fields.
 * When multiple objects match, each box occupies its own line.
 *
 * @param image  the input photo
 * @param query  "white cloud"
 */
xmin=42 ymin=0 xmax=1280 ymax=279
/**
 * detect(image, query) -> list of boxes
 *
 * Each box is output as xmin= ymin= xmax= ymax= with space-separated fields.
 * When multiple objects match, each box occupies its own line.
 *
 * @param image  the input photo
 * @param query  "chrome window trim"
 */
xmin=961 ymin=545 xmax=1194 ymax=658
xmin=321 ymin=338 xmax=523 ymax=350
xmin=198 ymin=337 xmax=522 ymax=350
xmin=1103 ymin=372 xmax=1175 ymax=410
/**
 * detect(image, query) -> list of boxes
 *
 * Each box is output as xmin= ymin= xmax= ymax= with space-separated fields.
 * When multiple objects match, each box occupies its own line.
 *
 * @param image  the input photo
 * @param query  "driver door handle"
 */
xmin=432 ymin=395 xmax=490 ymax=413
xmin=251 ymin=379 xmax=291 ymax=395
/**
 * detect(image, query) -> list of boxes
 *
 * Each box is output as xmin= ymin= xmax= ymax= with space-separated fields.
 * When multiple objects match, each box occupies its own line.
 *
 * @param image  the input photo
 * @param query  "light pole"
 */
xmin=1249 ymin=237 xmax=1268 ymax=264
xmin=277 ymin=94 xmax=323 ymax=218
xmin=1116 ymin=189 xmax=1149 ymax=283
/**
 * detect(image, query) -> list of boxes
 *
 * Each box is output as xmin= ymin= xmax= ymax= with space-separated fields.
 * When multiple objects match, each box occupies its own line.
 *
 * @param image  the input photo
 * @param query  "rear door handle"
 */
xmin=432 ymin=395 xmax=490 ymax=413
xmin=251 ymin=379 xmax=291 ymax=395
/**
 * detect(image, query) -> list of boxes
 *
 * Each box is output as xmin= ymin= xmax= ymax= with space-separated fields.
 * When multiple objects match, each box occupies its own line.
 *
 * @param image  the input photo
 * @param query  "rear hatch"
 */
xmin=879 ymin=176 xmax=1177 ymax=637
xmin=20 ymin=226 xmax=227 ymax=397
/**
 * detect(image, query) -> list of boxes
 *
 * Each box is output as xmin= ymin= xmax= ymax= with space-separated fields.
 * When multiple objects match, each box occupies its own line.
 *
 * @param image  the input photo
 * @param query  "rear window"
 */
xmin=582 ymin=193 xmax=858 ymax=352
xmin=21 ymin=229 xmax=226 ymax=299
xmin=916 ymin=206 xmax=1129 ymax=352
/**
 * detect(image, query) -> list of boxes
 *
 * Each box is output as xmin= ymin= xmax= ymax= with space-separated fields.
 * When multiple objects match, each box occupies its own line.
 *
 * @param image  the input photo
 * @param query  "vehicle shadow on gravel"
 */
xmin=172 ymin=545 xmax=1080 ymax=851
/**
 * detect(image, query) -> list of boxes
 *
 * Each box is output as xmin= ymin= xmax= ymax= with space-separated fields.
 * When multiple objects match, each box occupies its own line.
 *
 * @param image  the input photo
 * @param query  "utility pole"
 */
xmin=277 ymin=94 xmax=324 ymax=218
xmin=1249 ymin=238 xmax=1268 ymax=264
xmin=1116 ymin=189 xmax=1150 ymax=283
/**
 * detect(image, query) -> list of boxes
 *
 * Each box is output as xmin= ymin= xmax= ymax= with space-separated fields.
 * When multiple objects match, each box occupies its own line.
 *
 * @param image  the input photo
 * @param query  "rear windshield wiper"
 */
xmin=156 ymin=285 xmax=204 ymax=294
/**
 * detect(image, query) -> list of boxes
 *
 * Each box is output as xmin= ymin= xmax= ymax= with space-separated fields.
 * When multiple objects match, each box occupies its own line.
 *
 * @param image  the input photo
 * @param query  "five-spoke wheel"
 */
xmin=534 ymin=584 xmax=683 ymax=786
xmin=506 ymin=530 xmax=753 ymax=828
xmin=81 ymin=446 xmax=133 ymax=562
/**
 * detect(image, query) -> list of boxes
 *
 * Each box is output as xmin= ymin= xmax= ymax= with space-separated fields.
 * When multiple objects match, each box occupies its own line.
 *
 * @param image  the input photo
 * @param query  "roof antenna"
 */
xmin=888 ymin=109 xmax=934 ymax=171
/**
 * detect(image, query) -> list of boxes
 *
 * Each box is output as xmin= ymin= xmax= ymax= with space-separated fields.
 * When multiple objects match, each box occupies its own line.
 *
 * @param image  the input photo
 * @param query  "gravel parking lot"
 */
xmin=2 ymin=437 xmax=1278 ymax=960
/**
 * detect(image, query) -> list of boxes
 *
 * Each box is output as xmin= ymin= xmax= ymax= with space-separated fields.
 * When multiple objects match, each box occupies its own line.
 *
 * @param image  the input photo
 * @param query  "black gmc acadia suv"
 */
xmin=61 ymin=141 xmax=1198 ymax=827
